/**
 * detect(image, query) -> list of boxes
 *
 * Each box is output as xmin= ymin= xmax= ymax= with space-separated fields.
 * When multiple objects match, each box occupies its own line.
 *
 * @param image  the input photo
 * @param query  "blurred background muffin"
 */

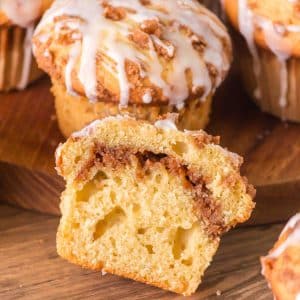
xmin=0 ymin=0 xmax=53 ymax=91
xmin=223 ymin=0 xmax=300 ymax=122
xmin=33 ymin=0 xmax=232 ymax=137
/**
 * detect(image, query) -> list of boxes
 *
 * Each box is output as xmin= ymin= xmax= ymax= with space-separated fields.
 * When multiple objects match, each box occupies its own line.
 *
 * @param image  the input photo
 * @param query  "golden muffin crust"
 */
xmin=261 ymin=213 xmax=300 ymax=300
xmin=0 ymin=0 xmax=53 ymax=27
xmin=52 ymin=80 xmax=212 ymax=137
xmin=33 ymin=0 xmax=232 ymax=106
xmin=224 ymin=0 xmax=300 ymax=57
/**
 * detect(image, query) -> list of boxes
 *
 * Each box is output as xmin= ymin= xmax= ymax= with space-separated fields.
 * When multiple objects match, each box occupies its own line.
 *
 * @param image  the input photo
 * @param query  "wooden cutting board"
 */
xmin=0 ymin=73 xmax=300 ymax=224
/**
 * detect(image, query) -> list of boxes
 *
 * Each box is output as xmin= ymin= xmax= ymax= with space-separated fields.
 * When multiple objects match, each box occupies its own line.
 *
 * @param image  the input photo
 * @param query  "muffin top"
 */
xmin=33 ymin=0 xmax=232 ymax=107
xmin=224 ymin=0 xmax=300 ymax=57
xmin=0 ymin=0 xmax=53 ymax=28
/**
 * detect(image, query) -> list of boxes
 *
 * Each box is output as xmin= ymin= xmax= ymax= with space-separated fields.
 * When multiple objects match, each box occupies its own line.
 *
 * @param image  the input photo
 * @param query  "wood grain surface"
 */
xmin=0 ymin=203 xmax=280 ymax=300
xmin=0 ymin=74 xmax=300 ymax=223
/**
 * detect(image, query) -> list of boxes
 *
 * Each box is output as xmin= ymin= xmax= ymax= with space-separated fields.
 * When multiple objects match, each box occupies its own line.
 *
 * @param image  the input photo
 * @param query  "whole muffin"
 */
xmin=0 ymin=0 xmax=53 ymax=91
xmin=261 ymin=213 xmax=300 ymax=300
xmin=32 ymin=0 xmax=232 ymax=137
xmin=223 ymin=0 xmax=300 ymax=122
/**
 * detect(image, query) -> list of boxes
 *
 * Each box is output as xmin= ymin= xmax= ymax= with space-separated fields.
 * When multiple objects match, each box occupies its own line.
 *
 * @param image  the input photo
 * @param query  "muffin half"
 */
xmin=0 ymin=0 xmax=52 ymax=91
xmin=55 ymin=116 xmax=255 ymax=295
xmin=224 ymin=0 xmax=300 ymax=122
xmin=33 ymin=0 xmax=232 ymax=136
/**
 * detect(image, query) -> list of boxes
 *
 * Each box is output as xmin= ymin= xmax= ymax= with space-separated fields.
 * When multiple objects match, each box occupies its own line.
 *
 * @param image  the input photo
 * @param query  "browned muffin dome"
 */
xmin=33 ymin=0 xmax=232 ymax=107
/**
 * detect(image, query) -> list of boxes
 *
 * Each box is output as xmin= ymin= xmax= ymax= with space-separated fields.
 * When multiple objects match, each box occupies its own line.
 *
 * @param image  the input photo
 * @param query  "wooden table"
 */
xmin=0 ymin=203 xmax=280 ymax=300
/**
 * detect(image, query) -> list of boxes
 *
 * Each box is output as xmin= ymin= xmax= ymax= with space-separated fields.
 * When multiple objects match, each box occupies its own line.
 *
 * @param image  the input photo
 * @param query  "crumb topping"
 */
xmin=103 ymin=4 xmax=126 ymax=21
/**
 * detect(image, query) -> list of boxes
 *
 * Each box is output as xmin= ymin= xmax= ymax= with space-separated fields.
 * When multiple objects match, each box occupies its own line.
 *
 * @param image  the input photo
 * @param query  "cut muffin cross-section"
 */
xmin=55 ymin=116 xmax=255 ymax=296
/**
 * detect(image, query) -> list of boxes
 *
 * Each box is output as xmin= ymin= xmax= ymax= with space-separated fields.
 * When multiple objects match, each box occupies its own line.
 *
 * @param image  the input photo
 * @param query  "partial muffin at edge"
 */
xmin=223 ymin=0 xmax=300 ymax=122
xmin=261 ymin=213 xmax=300 ymax=300
xmin=0 ymin=0 xmax=53 ymax=91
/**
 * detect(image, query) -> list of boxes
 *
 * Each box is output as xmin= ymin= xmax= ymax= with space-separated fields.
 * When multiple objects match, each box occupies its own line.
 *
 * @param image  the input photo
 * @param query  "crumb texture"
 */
xmin=56 ymin=117 xmax=255 ymax=295
xmin=58 ymin=161 xmax=218 ymax=295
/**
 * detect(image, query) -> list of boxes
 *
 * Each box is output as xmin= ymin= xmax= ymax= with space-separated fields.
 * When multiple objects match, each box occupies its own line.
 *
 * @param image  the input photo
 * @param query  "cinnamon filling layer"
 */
xmin=77 ymin=144 xmax=226 ymax=236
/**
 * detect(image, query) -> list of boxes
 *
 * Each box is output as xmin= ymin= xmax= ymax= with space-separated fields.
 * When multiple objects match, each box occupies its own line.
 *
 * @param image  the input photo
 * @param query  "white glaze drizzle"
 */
xmin=267 ymin=213 xmax=300 ymax=259
xmin=278 ymin=58 xmax=289 ymax=108
xmin=34 ymin=0 xmax=231 ymax=107
xmin=70 ymin=114 xmax=178 ymax=140
xmin=17 ymin=25 xmax=34 ymax=90
xmin=280 ymin=213 xmax=300 ymax=237
xmin=238 ymin=0 xmax=261 ymax=98
xmin=154 ymin=119 xmax=178 ymax=131
xmin=0 ymin=0 xmax=42 ymax=28
xmin=65 ymin=41 xmax=81 ymax=96
xmin=151 ymin=35 xmax=175 ymax=58
xmin=257 ymin=18 xmax=290 ymax=108
xmin=142 ymin=89 xmax=152 ymax=104
xmin=237 ymin=0 xmax=300 ymax=108
xmin=71 ymin=115 xmax=130 ymax=138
